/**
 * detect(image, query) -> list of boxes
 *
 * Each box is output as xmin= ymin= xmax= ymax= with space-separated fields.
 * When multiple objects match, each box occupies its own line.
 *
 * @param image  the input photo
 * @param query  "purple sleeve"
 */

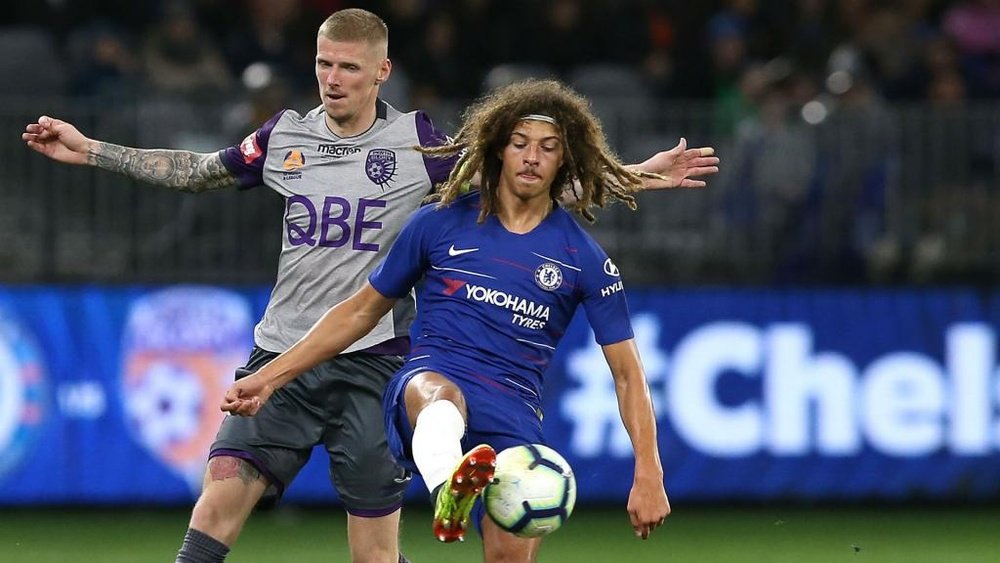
xmin=415 ymin=111 xmax=459 ymax=186
xmin=218 ymin=110 xmax=286 ymax=190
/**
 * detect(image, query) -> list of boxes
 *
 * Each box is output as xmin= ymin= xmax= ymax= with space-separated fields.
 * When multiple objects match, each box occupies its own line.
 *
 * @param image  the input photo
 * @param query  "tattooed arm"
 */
xmin=88 ymin=142 xmax=236 ymax=192
xmin=23 ymin=115 xmax=237 ymax=192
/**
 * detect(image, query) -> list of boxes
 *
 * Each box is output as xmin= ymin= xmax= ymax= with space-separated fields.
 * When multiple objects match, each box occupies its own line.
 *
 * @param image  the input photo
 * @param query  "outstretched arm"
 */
xmin=221 ymin=283 xmax=397 ymax=416
xmin=558 ymin=137 xmax=719 ymax=204
xmin=602 ymin=338 xmax=670 ymax=539
xmin=22 ymin=115 xmax=237 ymax=193
xmin=630 ymin=137 xmax=719 ymax=190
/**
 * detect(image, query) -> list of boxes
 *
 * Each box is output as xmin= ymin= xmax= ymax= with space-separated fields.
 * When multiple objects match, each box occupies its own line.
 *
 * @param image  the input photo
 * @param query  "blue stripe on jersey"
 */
xmin=369 ymin=191 xmax=633 ymax=400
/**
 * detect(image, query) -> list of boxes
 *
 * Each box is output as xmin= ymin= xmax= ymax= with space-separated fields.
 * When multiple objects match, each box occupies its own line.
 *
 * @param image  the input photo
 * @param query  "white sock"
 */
xmin=412 ymin=400 xmax=466 ymax=493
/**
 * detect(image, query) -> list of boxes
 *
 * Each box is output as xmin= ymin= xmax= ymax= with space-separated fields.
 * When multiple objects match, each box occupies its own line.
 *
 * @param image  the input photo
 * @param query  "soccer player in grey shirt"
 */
xmin=22 ymin=8 xmax=718 ymax=563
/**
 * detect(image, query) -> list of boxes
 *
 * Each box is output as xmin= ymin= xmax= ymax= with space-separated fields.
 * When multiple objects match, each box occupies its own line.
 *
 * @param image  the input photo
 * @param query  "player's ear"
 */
xmin=375 ymin=58 xmax=392 ymax=84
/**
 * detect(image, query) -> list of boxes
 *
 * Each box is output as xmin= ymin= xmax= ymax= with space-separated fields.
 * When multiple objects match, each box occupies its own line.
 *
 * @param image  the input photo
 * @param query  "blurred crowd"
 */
xmin=1 ymin=0 xmax=997 ymax=286
xmin=2 ymin=0 xmax=997 ymax=107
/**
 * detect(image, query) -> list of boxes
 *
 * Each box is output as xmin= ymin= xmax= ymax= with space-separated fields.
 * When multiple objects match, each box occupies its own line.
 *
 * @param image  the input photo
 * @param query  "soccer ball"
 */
xmin=483 ymin=443 xmax=577 ymax=537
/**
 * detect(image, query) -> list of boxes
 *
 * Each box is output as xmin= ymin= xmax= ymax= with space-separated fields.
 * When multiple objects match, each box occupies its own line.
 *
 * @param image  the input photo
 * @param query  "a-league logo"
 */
xmin=0 ymin=309 xmax=47 ymax=482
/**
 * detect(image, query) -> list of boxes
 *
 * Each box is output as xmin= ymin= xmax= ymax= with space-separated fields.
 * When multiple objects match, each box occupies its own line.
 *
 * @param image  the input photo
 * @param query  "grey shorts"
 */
xmin=211 ymin=346 xmax=409 ymax=516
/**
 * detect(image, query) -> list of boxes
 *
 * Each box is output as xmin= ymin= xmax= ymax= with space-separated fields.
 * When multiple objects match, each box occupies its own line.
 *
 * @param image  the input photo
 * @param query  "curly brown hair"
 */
xmin=419 ymin=79 xmax=659 ymax=223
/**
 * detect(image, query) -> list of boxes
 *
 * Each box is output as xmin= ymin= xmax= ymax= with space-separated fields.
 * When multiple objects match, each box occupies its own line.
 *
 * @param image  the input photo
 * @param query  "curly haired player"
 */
xmin=223 ymin=79 xmax=673 ymax=562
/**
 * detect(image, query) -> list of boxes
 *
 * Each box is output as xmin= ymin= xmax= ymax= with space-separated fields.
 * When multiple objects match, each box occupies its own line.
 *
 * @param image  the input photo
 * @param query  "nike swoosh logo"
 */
xmin=448 ymin=244 xmax=479 ymax=256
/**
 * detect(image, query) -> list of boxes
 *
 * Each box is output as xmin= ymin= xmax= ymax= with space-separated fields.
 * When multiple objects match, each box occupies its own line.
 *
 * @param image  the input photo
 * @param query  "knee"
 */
xmin=405 ymin=372 xmax=466 ymax=416
xmin=189 ymin=487 xmax=234 ymax=534
xmin=188 ymin=457 xmax=266 ymax=540
xmin=482 ymin=518 xmax=541 ymax=563
xmin=189 ymin=492 xmax=248 ymax=545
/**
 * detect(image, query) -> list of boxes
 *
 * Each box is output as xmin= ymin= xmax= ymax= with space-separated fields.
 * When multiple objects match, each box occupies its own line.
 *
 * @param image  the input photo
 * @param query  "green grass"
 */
xmin=1 ymin=504 xmax=998 ymax=562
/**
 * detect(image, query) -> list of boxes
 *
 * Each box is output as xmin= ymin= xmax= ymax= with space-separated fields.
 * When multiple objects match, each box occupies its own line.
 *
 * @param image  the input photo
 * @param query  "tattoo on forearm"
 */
xmin=88 ymin=142 xmax=237 ymax=192
xmin=208 ymin=457 xmax=262 ymax=486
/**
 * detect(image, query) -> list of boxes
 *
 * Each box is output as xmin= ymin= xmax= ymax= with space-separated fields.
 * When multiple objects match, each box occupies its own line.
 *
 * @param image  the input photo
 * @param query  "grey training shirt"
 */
xmin=220 ymin=99 xmax=456 ymax=354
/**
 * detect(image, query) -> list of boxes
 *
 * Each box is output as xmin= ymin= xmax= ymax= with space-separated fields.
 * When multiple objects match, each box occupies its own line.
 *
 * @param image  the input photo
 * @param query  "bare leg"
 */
xmin=188 ymin=456 xmax=268 ymax=545
xmin=481 ymin=514 xmax=543 ymax=563
xmin=347 ymin=510 xmax=402 ymax=563
xmin=404 ymin=371 xmax=467 ymax=426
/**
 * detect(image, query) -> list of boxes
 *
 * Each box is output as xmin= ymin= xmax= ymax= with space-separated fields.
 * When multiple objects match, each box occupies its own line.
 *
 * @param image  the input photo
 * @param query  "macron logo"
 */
xmin=448 ymin=244 xmax=479 ymax=257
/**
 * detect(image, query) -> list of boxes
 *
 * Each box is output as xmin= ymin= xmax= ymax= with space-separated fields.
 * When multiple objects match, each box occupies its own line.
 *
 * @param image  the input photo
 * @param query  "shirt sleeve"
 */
xmin=218 ymin=110 xmax=286 ymax=190
xmin=578 ymin=240 xmax=634 ymax=345
xmin=368 ymin=204 xmax=435 ymax=298
xmin=415 ymin=110 xmax=459 ymax=187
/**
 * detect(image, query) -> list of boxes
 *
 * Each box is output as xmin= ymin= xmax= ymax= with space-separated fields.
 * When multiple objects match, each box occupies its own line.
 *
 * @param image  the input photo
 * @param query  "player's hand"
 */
xmin=220 ymin=373 xmax=274 ymax=416
xmin=626 ymin=476 xmax=670 ymax=539
xmin=634 ymin=137 xmax=719 ymax=190
xmin=22 ymin=115 xmax=94 ymax=165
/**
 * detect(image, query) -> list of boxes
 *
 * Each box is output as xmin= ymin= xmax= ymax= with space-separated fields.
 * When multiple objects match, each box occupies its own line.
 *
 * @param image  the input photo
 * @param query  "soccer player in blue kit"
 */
xmin=223 ymin=79 xmax=671 ymax=562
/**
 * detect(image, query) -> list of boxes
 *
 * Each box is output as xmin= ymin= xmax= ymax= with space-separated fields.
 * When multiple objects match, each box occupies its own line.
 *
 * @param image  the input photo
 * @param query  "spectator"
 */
xmin=142 ymin=0 xmax=233 ymax=98
xmin=787 ymin=0 xmax=836 ymax=72
xmin=942 ymin=0 xmax=1000 ymax=97
xmin=222 ymin=0 xmax=317 ymax=95
xmin=637 ymin=0 xmax=676 ymax=97
xmin=529 ymin=0 xmax=597 ymax=74
xmin=405 ymin=12 xmax=479 ymax=106
xmin=708 ymin=10 xmax=753 ymax=136
xmin=68 ymin=22 xmax=140 ymax=98
xmin=221 ymin=62 xmax=295 ymax=141
xmin=719 ymin=67 xmax=818 ymax=283
xmin=814 ymin=48 xmax=896 ymax=283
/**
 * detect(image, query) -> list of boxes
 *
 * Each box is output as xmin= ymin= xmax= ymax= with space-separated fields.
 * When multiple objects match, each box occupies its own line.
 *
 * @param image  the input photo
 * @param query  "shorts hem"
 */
xmin=344 ymin=501 xmax=404 ymax=518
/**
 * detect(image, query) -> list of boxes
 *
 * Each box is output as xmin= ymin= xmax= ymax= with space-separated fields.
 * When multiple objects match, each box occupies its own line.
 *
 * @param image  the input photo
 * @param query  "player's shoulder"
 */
xmin=412 ymin=191 xmax=479 ymax=223
xmin=282 ymin=105 xmax=323 ymax=128
xmin=550 ymin=207 xmax=595 ymax=240
xmin=250 ymin=106 xmax=319 ymax=138
xmin=447 ymin=190 xmax=483 ymax=219
xmin=549 ymin=208 xmax=610 ymax=262
xmin=385 ymin=101 xmax=450 ymax=146
xmin=382 ymin=99 xmax=427 ymax=123
xmin=376 ymin=99 xmax=421 ymax=127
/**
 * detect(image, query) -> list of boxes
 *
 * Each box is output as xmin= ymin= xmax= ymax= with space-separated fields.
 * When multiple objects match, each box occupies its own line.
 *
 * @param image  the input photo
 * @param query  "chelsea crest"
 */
xmin=534 ymin=262 xmax=563 ymax=291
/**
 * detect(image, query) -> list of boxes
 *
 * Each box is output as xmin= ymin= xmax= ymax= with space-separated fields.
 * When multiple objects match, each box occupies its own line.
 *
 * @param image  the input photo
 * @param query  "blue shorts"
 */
xmin=383 ymin=359 xmax=547 ymax=533
xmin=382 ymin=360 xmax=545 ymax=474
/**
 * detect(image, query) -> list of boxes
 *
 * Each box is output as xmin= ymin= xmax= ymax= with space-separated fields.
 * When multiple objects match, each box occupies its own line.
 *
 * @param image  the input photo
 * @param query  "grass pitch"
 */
xmin=1 ymin=504 xmax=997 ymax=562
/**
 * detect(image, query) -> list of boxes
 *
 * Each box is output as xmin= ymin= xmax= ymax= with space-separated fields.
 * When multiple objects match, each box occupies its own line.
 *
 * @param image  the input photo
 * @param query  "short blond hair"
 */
xmin=318 ymin=8 xmax=388 ymax=56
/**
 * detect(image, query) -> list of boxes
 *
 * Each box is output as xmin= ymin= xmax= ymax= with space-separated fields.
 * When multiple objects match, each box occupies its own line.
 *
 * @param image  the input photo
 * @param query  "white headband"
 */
xmin=520 ymin=114 xmax=558 ymax=126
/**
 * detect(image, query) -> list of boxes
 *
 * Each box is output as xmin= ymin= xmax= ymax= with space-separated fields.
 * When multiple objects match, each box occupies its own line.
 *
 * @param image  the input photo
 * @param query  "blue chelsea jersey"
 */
xmin=368 ymin=191 xmax=633 ymax=400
